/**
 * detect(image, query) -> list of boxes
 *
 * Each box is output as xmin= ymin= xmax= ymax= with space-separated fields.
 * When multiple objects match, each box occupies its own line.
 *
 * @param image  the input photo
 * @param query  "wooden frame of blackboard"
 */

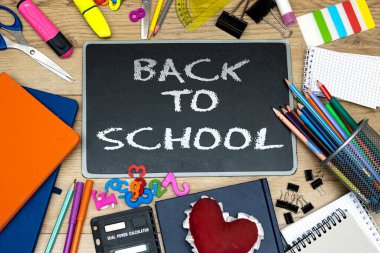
xmin=82 ymin=40 xmax=297 ymax=178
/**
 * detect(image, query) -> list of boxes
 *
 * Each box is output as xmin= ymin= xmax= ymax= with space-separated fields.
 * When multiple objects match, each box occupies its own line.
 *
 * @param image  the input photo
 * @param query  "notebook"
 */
xmin=0 ymin=72 xmax=80 ymax=232
xmin=0 ymin=87 xmax=78 ymax=253
xmin=303 ymin=46 xmax=380 ymax=109
xmin=282 ymin=192 xmax=380 ymax=253
xmin=155 ymin=179 xmax=284 ymax=253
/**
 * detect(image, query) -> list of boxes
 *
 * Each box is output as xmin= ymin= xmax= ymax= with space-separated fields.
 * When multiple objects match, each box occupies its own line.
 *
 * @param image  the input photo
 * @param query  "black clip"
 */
xmin=311 ymin=178 xmax=326 ymax=195
xmin=304 ymin=169 xmax=324 ymax=181
xmin=284 ymin=212 xmax=294 ymax=224
xmin=287 ymin=183 xmax=299 ymax=192
xmin=276 ymin=190 xmax=299 ymax=213
xmin=216 ymin=0 xmax=249 ymax=39
xmin=245 ymin=0 xmax=292 ymax=38
xmin=298 ymin=195 xmax=314 ymax=214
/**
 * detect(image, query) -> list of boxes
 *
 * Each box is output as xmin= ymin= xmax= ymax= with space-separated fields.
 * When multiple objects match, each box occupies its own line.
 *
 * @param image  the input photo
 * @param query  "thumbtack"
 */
xmin=216 ymin=0 xmax=249 ymax=39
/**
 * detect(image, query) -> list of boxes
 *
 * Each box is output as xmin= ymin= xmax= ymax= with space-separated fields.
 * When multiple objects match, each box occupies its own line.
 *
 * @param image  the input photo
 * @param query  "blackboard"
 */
xmin=82 ymin=41 xmax=296 ymax=178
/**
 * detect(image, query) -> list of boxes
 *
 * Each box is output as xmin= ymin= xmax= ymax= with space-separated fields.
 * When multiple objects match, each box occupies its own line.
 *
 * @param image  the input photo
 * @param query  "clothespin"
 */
xmin=311 ymin=178 xmax=326 ymax=195
xmin=304 ymin=169 xmax=324 ymax=181
xmin=297 ymin=195 xmax=314 ymax=214
xmin=245 ymin=0 xmax=292 ymax=38
xmin=216 ymin=0 xmax=250 ymax=39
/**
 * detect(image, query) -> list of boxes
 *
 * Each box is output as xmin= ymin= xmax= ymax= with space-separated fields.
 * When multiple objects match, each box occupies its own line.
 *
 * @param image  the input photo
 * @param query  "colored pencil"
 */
xmin=306 ymin=89 xmax=348 ymax=140
xmin=63 ymin=182 xmax=84 ymax=253
xmin=273 ymin=108 xmax=372 ymax=204
xmin=153 ymin=0 xmax=174 ymax=36
xmin=325 ymin=103 xmax=351 ymax=136
xmin=286 ymin=105 xmax=330 ymax=155
xmin=298 ymin=103 xmax=337 ymax=151
xmin=45 ymin=180 xmax=76 ymax=253
xmin=317 ymin=80 xmax=358 ymax=130
xmin=148 ymin=0 xmax=165 ymax=39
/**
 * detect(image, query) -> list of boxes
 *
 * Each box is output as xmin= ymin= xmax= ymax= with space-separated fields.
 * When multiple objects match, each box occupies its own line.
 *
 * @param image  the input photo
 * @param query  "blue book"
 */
xmin=0 ymin=87 xmax=78 ymax=253
xmin=155 ymin=179 xmax=284 ymax=253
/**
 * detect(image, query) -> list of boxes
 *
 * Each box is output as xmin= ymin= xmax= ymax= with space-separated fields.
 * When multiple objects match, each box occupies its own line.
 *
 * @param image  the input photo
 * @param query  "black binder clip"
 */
xmin=286 ymin=192 xmax=299 ymax=213
xmin=284 ymin=212 xmax=294 ymax=224
xmin=276 ymin=190 xmax=289 ymax=209
xmin=245 ymin=0 xmax=292 ymax=38
xmin=311 ymin=178 xmax=326 ymax=195
xmin=304 ymin=169 xmax=324 ymax=181
xmin=298 ymin=195 xmax=314 ymax=214
xmin=216 ymin=0 xmax=249 ymax=39
xmin=287 ymin=183 xmax=299 ymax=193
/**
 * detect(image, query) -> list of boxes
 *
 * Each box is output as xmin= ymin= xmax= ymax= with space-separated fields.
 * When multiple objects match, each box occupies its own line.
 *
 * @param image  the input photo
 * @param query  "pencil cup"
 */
xmin=322 ymin=119 xmax=380 ymax=213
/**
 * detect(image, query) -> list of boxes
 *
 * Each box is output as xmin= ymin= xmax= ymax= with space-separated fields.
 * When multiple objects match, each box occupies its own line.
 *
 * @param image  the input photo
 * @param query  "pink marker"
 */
xmin=17 ymin=0 xmax=73 ymax=58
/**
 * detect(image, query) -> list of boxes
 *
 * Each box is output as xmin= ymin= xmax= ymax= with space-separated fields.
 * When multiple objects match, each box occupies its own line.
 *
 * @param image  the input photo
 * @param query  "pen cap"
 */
xmin=17 ymin=0 xmax=73 ymax=58
xmin=73 ymin=0 xmax=111 ymax=38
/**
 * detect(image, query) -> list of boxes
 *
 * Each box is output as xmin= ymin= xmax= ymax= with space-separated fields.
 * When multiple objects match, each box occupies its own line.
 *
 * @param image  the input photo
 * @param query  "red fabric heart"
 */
xmin=189 ymin=198 xmax=259 ymax=253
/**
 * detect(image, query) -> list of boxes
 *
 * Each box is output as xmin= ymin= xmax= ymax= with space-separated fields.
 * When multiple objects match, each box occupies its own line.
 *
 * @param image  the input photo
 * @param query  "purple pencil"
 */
xmin=63 ymin=182 xmax=84 ymax=253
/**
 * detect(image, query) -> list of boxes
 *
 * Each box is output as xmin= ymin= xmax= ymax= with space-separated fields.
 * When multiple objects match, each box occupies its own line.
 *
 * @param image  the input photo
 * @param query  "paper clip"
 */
xmin=245 ymin=0 xmax=292 ymax=38
xmin=109 ymin=0 xmax=121 ymax=11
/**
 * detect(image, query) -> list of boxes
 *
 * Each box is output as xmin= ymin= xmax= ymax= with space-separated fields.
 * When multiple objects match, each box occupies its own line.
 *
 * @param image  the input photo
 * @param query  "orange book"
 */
xmin=0 ymin=73 xmax=80 ymax=232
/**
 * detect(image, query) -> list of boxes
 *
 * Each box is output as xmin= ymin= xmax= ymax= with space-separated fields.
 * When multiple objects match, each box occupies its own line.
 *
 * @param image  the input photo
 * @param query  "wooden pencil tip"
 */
xmin=296 ymin=109 xmax=302 ymax=115
xmin=286 ymin=105 xmax=293 ymax=111
xmin=272 ymin=107 xmax=280 ymax=114
xmin=284 ymin=79 xmax=291 ymax=86
xmin=297 ymin=103 xmax=304 ymax=109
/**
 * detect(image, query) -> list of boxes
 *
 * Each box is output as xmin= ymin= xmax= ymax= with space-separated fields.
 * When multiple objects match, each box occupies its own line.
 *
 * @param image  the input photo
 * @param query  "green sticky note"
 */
xmin=313 ymin=11 xmax=332 ymax=43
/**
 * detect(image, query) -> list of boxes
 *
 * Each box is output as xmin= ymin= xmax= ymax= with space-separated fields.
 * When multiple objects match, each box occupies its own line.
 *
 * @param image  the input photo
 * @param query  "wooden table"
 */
xmin=1 ymin=0 xmax=379 ymax=252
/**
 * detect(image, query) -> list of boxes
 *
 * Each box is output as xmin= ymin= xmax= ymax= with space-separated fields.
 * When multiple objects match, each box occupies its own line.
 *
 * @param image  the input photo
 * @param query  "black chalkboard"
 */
xmin=82 ymin=41 xmax=296 ymax=177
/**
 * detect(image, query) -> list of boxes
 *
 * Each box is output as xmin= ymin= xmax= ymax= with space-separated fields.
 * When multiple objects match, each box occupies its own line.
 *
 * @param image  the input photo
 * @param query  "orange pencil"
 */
xmin=304 ymin=92 xmax=343 ymax=140
xmin=70 ymin=180 xmax=93 ymax=253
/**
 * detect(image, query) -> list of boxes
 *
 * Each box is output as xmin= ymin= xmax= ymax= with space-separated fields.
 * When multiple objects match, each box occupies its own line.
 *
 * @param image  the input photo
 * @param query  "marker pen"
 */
xmin=275 ymin=0 xmax=296 ymax=27
xmin=17 ymin=0 xmax=73 ymax=58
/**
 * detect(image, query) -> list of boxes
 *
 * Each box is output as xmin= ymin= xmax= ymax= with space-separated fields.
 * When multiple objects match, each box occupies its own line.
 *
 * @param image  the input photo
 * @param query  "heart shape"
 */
xmin=189 ymin=198 xmax=259 ymax=253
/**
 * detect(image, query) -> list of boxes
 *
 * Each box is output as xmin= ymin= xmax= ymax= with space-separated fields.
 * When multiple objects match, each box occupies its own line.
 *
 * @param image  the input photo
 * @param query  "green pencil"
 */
xmin=325 ymin=103 xmax=351 ymax=136
xmin=44 ymin=180 xmax=76 ymax=253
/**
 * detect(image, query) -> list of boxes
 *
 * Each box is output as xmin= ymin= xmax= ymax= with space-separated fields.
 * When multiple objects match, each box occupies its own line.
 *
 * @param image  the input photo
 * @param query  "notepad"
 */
xmin=282 ymin=192 xmax=380 ymax=252
xmin=303 ymin=46 xmax=380 ymax=109
xmin=0 ymin=72 xmax=80 ymax=232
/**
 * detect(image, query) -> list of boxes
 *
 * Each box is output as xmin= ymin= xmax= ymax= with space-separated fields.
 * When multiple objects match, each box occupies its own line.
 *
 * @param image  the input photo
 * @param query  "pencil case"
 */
xmin=322 ymin=119 xmax=380 ymax=213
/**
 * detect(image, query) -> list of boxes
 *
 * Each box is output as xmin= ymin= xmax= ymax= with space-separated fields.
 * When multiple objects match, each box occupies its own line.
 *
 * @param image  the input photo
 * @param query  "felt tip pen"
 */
xmin=17 ymin=0 xmax=73 ymax=58
xmin=73 ymin=0 xmax=111 ymax=38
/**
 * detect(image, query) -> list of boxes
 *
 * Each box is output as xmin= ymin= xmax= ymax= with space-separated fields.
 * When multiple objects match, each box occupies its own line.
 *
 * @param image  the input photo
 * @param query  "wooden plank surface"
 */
xmin=0 ymin=0 xmax=379 ymax=252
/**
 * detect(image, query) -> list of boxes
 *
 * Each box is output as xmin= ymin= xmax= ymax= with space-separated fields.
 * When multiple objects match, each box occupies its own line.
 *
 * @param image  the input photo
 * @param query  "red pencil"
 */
xmin=317 ymin=80 xmax=332 ymax=100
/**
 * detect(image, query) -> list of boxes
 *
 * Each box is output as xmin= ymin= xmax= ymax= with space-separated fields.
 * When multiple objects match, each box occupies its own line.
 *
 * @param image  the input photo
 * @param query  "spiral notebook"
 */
xmin=282 ymin=192 xmax=380 ymax=253
xmin=302 ymin=46 xmax=380 ymax=109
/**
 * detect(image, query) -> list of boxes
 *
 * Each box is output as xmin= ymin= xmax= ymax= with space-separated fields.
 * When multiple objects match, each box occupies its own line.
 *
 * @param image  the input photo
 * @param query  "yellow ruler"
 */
xmin=176 ymin=0 xmax=231 ymax=31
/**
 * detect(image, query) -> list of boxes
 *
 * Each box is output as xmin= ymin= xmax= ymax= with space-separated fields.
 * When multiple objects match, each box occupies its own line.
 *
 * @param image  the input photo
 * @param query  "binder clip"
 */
xmin=245 ymin=0 xmax=292 ymax=38
xmin=287 ymin=183 xmax=299 ymax=193
xmin=216 ymin=0 xmax=250 ymax=39
xmin=284 ymin=212 xmax=294 ymax=224
xmin=275 ymin=190 xmax=289 ymax=209
xmin=304 ymin=169 xmax=324 ymax=182
xmin=311 ymin=178 xmax=326 ymax=195
xmin=276 ymin=190 xmax=299 ymax=213
xmin=297 ymin=195 xmax=314 ymax=214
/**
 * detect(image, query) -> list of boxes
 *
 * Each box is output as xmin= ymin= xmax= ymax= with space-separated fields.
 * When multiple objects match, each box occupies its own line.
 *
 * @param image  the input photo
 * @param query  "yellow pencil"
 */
xmin=148 ymin=0 xmax=165 ymax=39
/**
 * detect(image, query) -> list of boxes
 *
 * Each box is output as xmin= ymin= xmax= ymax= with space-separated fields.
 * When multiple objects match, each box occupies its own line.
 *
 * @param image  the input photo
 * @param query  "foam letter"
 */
xmin=193 ymin=128 xmax=221 ymax=150
xmin=224 ymin=127 xmax=252 ymax=150
xmin=126 ymin=127 xmax=161 ymax=150
xmin=97 ymin=127 xmax=124 ymax=150
xmin=134 ymin=58 xmax=157 ymax=81
xmin=190 ymin=89 xmax=219 ymax=112
xmin=255 ymin=128 xmax=284 ymax=150
xmin=221 ymin=59 xmax=250 ymax=82
xmin=164 ymin=127 xmax=192 ymax=150
xmin=161 ymin=89 xmax=193 ymax=112
xmin=159 ymin=59 xmax=185 ymax=83
xmin=184 ymin=59 xmax=219 ymax=82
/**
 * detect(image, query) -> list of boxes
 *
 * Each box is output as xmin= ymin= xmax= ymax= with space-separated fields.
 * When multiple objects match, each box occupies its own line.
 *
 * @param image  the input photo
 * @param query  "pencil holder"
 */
xmin=322 ymin=119 xmax=380 ymax=213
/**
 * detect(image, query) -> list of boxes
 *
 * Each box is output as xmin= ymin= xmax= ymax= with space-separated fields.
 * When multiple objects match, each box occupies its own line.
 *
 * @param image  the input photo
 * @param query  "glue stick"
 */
xmin=275 ymin=0 xmax=296 ymax=27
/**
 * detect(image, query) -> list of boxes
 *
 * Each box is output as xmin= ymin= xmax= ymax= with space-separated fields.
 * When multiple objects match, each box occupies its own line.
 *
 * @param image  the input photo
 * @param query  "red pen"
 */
xmin=17 ymin=0 xmax=73 ymax=58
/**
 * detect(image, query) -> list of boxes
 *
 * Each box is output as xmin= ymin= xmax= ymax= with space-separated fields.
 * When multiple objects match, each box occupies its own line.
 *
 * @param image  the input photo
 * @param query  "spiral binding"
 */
xmin=349 ymin=192 xmax=380 ymax=243
xmin=287 ymin=208 xmax=347 ymax=253
xmin=302 ymin=47 xmax=315 ymax=92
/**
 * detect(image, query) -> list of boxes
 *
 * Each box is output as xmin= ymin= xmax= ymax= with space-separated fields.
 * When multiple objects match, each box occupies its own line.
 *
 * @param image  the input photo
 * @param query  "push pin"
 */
xmin=311 ymin=178 xmax=326 ymax=195
xmin=305 ymin=169 xmax=324 ymax=182
xmin=245 ymin=0 xmax=292 ymax=38
xmin=92 ymin=190 xmax=118 ymax=211
xmin=298 ymin=195 xmax=314 ymax=214
xmin=284 ymin=212 xmax=294 ymax=224
xmin=216 ymin=0 xmax=249 ymax=39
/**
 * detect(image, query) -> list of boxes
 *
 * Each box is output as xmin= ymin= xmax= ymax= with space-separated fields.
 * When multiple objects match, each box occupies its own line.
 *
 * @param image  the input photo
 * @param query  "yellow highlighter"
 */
xmin=73 ymin=0 xmax=111 ymax=38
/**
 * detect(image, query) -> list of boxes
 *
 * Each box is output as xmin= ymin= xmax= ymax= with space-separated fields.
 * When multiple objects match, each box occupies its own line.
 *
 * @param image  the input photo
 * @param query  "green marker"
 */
xmin=325 ymin=103 xmax=351 ymax=136
xmin=45 ymin=180 xmax=76 ymax=253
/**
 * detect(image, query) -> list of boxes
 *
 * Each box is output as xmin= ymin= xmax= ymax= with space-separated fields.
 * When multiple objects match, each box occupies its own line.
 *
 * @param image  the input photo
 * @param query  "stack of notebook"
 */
xmin=0 ymin=73 xmax=79 ymax=253
xmin=303 ymin=47 xmax=380 ymax=109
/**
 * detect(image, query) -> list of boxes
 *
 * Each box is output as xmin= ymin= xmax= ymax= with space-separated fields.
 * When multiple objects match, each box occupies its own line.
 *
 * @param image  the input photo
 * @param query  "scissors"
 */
xmin=0 ymin=5 xmax=74 ymax=82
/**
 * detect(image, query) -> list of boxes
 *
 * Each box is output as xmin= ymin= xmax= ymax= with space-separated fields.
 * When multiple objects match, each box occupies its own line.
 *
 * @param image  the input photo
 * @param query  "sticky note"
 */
xmin=313 ymin=11 xmax=332 ymax=43
xmin=328 ymin=5 xmax=347 ymax=38
xmin=321 ymin=8 xmax=339 ymax=40
xmin=356 ymin=0 xmax=375 ymax=29
xmin=342 ymin=1 xmax=361 ymax=33
xmin=297 ymin=13 xmax=324 ymax=46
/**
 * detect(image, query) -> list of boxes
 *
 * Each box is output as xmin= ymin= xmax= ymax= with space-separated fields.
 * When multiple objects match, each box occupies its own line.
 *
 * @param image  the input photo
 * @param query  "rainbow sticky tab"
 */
xmin=297 ymin=0 xmax=375 ymax=46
